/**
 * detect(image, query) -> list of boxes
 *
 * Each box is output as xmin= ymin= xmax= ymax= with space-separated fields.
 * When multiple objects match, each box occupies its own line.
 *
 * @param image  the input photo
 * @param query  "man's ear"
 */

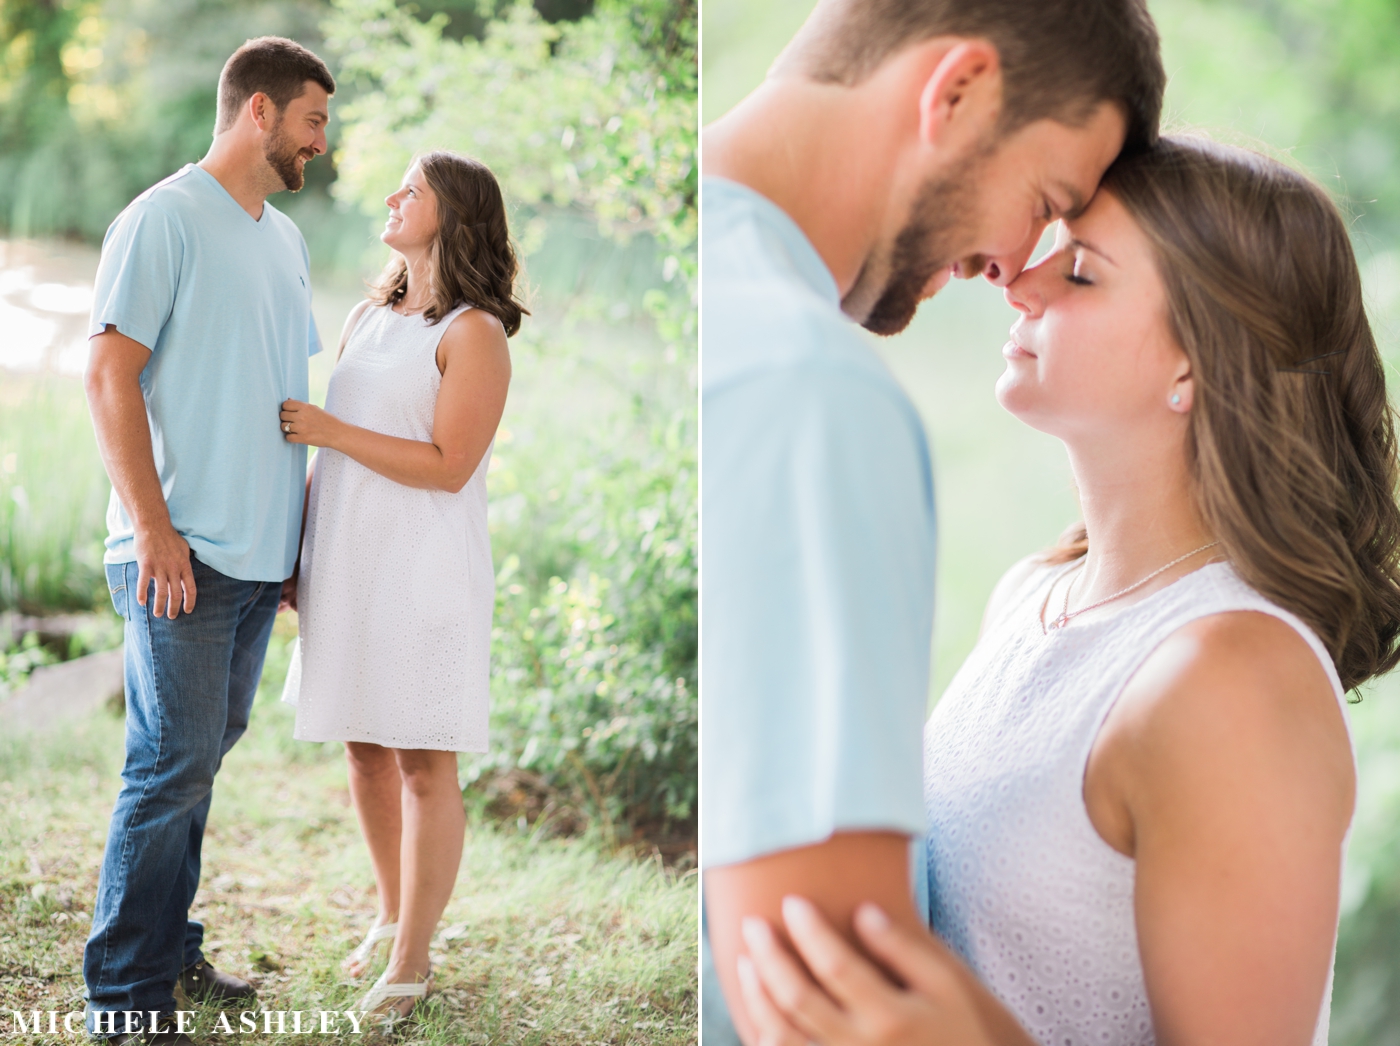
xmin=917 ymin=39 xmax=1002 ymax=152
xmin=247 ymin=91 xmax=276 ymax=133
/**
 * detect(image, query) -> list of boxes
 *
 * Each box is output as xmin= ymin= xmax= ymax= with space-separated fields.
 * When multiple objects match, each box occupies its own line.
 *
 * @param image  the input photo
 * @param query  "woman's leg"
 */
xmin=383 ymin=748 xmax=465 ymax=994
xmin=344 ymin=742 xmax=404 ymax=943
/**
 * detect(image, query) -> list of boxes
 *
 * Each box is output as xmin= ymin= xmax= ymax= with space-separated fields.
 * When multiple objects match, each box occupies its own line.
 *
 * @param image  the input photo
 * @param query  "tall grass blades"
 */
xmin=0 ymin=380 xmax=110 ymax=613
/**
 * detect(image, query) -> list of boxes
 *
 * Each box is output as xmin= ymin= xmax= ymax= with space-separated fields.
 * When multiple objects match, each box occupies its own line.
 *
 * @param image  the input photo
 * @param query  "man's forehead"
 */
xmin=290 ymin=81 xmax=331 ymax=113
xmin=1033 ymin=107 xmax=1127 ymax=203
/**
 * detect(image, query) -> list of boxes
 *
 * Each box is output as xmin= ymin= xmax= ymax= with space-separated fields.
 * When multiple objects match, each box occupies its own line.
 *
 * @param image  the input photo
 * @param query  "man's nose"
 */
xmin=980 ymin=219 xmax=1051 ymax=288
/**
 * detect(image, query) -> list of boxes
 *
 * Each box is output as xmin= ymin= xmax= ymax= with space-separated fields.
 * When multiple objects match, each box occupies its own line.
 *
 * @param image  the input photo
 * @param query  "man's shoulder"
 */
xmin=126 ymin=165 xmax=205 ymax=219
xmin=105 ymin=167 xmax=221 ymax=249
xmin=701 ymin=180 xmax=901 ymax=398
xmin=704 ymin=284 xmax=911 ymax=419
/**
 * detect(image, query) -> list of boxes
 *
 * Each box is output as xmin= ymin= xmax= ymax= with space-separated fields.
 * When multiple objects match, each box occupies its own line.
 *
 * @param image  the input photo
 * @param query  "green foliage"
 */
xmin=473 ymin=396 xmax=696 ymax=829
xmin=0 ymin=0 xmax=84 ymax=152
xmin=0 ymin=633 xmax=58 ymax=690
xmin=0 ymin=382 xmax=109 ymax=613
xmin=1151 ymin=0 xmax=1400 ymax=243
xmin=0 ymin=0 xmax=331 ymax=242
xmin=326 ymin=0 xmax=697 ymax=291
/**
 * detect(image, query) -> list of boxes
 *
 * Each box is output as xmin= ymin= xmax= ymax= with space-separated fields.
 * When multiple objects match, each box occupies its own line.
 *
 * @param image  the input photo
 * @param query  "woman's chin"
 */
xmin=995 ymin=372 xmax=1046 ymax=427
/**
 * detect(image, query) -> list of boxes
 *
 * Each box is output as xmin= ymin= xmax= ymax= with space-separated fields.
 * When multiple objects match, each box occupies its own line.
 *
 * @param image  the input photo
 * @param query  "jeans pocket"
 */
xmin=106 ymin=564 xmax=128 ymax=621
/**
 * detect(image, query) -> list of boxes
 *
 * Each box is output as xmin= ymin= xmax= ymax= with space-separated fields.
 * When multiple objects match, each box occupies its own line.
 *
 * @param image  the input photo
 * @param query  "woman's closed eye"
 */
xmin=1064 ymin=253 xmax=1095 ymax=286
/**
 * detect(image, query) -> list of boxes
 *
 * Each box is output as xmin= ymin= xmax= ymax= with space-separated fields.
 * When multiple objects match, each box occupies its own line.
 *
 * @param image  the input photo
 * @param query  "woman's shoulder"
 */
xmin=443 ymin=304 xmax=506 ymax=338
xmin=438 ymin=305 xmax=509 ymax=357
xmin=335 ymin=299 xmax=379 ymax=360
xmin=1112 ymin=606 xmax=1354 ymax=811
xmin=979 ymin=552 xmax=1058 ymax=638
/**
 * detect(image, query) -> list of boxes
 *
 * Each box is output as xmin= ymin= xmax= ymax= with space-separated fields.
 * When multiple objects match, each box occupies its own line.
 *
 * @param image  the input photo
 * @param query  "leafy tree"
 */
xmin=326 ymin=0 xmax=696 ymax=297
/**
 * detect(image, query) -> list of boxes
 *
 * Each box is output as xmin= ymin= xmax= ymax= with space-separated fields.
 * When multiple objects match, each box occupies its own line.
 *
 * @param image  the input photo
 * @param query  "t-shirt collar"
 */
xmin=187 ymin=163 xmax=271 ymax=226
xmin=702 ymin=176 xmax=839 ymax=305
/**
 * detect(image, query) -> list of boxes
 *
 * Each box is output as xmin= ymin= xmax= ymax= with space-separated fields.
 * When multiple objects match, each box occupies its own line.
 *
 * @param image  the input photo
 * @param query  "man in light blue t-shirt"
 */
xmin=701 ymin=0 xmax=1165 ymax=1042
xmin=82 ymin=37 xmax=333 ymax=1043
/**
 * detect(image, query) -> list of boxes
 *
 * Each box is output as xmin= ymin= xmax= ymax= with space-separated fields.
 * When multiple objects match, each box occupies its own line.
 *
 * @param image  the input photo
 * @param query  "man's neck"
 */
xmin=703 ymin=79 xmax=904 ymax=299
xmin=198 ymin=137 xmax=280 ymax=221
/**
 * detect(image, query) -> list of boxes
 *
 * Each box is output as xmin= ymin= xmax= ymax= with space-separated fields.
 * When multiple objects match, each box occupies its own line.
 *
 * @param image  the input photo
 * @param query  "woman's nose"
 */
xmin=1003 ymin=269 xmax=1046 ymax=317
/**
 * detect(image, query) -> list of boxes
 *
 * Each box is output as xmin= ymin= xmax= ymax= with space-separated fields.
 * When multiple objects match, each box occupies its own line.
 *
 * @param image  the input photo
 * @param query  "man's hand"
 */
xmin=280 ymin=399 xmax=342 ymax=448
xmin=279 ymin=570 xmax=299 ymax=613
xmin=135 ymin=524 xmax=195 ymax=619
xmin=741 ymin=898 xmax=1005 ymax=1046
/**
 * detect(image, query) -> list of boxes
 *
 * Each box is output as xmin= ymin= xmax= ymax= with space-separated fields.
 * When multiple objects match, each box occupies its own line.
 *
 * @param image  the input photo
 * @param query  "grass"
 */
xmin=0 ymin=615 xmax=698 ymax=1045
xmin=0 ymin=376 xmax=110 ymax=614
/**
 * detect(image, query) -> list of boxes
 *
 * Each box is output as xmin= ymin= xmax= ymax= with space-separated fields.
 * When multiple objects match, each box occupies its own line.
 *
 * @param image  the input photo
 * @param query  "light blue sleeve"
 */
xmin=301 ymin=234 xmax=321 ymax=357
xmin=88 ymin=200 xmax=183 ymax=353
xmin=700 ymin=358 xmax=937 ymax=868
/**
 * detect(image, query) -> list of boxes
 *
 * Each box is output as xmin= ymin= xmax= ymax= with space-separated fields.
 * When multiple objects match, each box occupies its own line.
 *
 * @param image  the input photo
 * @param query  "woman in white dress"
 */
xmin=737 ymin=138 xmax=1400 ymax=1046
xmin=276 ymin=150 xmax=524 ymax=1023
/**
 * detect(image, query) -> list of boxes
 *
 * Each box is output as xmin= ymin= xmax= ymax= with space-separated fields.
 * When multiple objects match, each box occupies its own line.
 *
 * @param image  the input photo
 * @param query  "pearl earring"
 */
xmin=1171 ymin=393 xmax=1182 ymax=406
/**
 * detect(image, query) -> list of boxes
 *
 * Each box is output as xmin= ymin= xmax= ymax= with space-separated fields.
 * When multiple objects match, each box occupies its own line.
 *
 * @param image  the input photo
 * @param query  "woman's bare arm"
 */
xmin=279 ymin=308 xmax=510 ymax=492
xmin=1088 ymin=611 xmax=1355 ymax=1046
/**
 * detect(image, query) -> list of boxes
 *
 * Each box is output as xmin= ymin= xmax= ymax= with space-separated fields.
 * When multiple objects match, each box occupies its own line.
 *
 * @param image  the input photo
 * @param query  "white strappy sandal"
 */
xmin=354 ymin=968 xmax=430 ymax=1030
xmin=343 ymin=922 xmax=398 ymax=979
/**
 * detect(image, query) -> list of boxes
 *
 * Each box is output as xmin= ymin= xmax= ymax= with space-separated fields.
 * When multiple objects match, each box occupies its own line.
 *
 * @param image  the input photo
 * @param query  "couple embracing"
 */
xmin=702 ymin=1 xmax=1400 ymax=1044
xmin=82 ymin=36 xmax=523 ymax=1043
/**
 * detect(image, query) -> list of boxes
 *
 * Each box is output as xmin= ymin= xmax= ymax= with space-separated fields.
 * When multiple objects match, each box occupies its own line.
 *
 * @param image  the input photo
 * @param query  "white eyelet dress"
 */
xmin=923 ymin=560 xmax=1352 ymax=1046
xmin=281 ymin=302 xmax=492 ymax=752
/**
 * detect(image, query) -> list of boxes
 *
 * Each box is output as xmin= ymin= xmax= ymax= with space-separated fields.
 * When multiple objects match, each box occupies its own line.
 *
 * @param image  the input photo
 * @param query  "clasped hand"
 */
xmin=739 ymin=897 xmax=998 ymax=1046
xmin=280 ymin=399 xmax=339 ymax=447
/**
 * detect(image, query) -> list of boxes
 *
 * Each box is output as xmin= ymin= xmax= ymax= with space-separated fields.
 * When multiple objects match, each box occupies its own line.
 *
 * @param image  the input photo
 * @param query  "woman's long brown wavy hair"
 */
xmin=369 ymin=150 xmax=528 ymax=335
xmin=1049 ymin=135 xmax=1400 ymax=691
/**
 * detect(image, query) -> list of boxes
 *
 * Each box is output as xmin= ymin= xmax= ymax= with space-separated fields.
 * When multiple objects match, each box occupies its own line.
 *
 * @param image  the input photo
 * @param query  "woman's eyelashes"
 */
xmin=1064 ymin=254 xmax=1094 ymax=286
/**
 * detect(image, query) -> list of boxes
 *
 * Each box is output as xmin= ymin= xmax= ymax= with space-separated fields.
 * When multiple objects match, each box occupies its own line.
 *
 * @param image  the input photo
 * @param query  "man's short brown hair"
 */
xmin=780 ymin=0 xmax=1165 ymax=153
xmin=215 ymin=37 xmax=335 ymax=134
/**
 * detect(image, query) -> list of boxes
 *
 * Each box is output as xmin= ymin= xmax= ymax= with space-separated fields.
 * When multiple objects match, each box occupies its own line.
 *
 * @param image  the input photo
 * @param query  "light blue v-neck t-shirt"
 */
xmin=701 ymin=176 xmax=937 ymax=867
xmin=701 ymin=177 xmax=938 ymax=1040
xmin=89 ymin=163 xmax=322 ymax=583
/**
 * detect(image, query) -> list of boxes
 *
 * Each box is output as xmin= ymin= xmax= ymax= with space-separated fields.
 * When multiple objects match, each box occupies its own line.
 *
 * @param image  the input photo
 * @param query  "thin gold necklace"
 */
xmin=1041 ymin=541 xmax=1220 ymax=633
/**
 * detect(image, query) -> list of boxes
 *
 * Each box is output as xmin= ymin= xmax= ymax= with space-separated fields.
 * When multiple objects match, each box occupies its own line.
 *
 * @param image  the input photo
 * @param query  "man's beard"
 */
xmin=858 ymin=155 xmax=984 ymax=337
xmin=264 ymin=115 xmax=309 ymax=192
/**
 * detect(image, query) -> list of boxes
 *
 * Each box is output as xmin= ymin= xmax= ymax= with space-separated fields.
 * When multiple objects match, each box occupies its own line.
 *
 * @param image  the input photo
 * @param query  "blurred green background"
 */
xmin=0 ymin=0 xmax=696 ymax=838
xmin=704 ymin=1 xmax=1400 ymax=1043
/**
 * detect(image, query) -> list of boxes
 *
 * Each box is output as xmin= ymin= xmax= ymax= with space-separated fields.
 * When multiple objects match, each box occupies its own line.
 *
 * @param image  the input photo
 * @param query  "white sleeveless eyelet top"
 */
xmin=282 ymin=302 xmax=493 ymax=752
xmin=923 ymin=560 xmax=1353 ymax=1046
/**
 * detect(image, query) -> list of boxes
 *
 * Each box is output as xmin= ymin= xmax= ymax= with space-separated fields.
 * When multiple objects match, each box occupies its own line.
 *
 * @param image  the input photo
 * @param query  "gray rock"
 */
xmin=2 ymin=648 xmax=125 ymax=733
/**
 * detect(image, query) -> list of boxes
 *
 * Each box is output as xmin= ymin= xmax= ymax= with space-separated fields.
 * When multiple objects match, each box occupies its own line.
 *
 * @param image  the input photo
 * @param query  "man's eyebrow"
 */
xmin=1056 ymin=182 xmax=1088 ymax=220
xmin=308 ymin=108 xmax=329 ymax=123
xmin=1068 ymin=237 xmax=1116 ymax=266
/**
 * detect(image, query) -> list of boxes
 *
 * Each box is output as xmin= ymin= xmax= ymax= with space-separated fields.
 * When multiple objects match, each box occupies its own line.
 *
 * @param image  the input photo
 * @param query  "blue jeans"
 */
xmin=84 ymin=555 xmax=280 ymax=1034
